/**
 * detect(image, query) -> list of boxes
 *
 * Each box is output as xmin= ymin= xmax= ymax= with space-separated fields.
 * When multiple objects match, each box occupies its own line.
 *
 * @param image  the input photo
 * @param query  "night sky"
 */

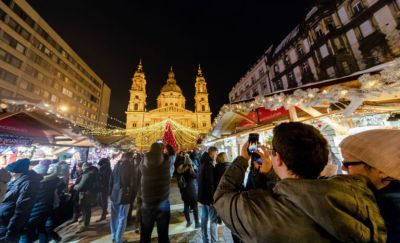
xmin=27 ymin=0 xmax=314 ymax=125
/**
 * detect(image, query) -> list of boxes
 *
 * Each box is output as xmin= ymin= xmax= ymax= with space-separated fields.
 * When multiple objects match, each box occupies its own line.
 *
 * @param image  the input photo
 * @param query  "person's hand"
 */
xmin=254 ymin=145 xmax=272 ymax=173
xmin=241 ymin=141 xmax=250 ymax=161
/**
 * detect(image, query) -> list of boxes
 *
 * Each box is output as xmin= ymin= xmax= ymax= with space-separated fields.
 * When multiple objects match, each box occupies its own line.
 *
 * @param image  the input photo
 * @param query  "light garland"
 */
xmin=211 ymin=58 xmax=400 ymax=131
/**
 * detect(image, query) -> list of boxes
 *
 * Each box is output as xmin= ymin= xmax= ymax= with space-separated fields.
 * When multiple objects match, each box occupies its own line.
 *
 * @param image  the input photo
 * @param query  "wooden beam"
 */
xmin=298 ymin=106 xmax=348 ymax=134
xmin=233 ymin=111 xmax=258 ymax=124
xmin=288 ymin=107 xmax=298 ymax=122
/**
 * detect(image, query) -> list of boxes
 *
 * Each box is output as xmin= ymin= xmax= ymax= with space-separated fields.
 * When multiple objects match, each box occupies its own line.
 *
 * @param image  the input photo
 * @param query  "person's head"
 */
xmin=339 ymin=129 xmax=400 ymax=189
xmin=271 ymin=122 xmax=329 ymax=179
xmin=122 ymin=151 xmax=134 ymax=160
xmin=208 ymin=146 xmax=218 ymax=161
xmin=76 ymin=161 xmax=84 ymax=172
xmin=216 ymin=152 xmax=228 ymax=164
xmin=6 ymin=158 xmax=30 ymax=178
xmin=166 ymin=144 xmax=175 ymax=156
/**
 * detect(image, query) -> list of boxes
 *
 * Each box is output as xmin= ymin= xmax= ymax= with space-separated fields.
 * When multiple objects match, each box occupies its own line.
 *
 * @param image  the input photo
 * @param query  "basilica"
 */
xmin=125 ymin=61 xmax=212 ymax=147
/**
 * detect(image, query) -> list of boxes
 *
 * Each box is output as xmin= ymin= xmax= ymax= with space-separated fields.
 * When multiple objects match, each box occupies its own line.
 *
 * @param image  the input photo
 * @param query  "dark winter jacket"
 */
xmin=198 ymin=152 xmax=215 ymax=205
xmin=177 ymin=163 xmax=198 ymax=202
xmin=375 ymin=181 xmax=400 ymax=243
xmin=25 ymin=175 xmax=60 ymax=225
xmin=0 ymin=169 xmax=11 ymax=202
xmin=214 ymin=162 xmax=231 ymax=188
xmin=0 ymin=170 xmax=42 ymax=242
xmin=214 ymin=156 xmax=387 ymax=243
xmin=110 ymin=158 xmax=136 ymax=205
xmin=74 ymin=165 xmax=99 ymax=204
xmin=98 ymin=158 xmax=112 ymax=193
xmin=140 ymin=153 xmax=170 ymax=206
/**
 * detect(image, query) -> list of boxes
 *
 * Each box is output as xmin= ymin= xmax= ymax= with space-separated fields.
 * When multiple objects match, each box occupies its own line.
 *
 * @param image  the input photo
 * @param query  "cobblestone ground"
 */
xmin=57 ymin=181 xmax=234 ymax=243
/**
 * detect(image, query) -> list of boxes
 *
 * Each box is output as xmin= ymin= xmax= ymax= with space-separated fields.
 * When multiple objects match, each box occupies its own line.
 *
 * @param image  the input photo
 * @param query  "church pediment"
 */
xmin=148 ymin=106 xmax=193 ymax=114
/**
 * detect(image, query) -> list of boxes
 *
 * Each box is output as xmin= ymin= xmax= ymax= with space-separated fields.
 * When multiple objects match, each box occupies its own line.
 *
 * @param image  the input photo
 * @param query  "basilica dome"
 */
xmin=160 ymin=67 xmax=183 ymax=93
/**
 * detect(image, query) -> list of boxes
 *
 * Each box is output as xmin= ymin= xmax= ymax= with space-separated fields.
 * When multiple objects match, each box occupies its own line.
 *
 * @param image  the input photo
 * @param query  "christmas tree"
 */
xmin=162 ymin=121 xmax=178 ymax=150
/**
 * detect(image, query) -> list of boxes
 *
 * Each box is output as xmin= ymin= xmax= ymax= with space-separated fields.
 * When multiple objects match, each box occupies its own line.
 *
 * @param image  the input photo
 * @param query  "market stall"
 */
xmin=205 ymin=58 xmax=400 ymax=163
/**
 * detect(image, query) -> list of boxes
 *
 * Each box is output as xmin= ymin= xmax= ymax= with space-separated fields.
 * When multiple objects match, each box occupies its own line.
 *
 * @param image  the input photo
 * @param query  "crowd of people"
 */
xmin=0 ymin=122 xmax=399 ymax=243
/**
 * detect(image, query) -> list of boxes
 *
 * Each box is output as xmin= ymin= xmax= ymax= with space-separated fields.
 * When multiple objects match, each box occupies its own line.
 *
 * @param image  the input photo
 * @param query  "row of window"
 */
xmin=2 ymin=0 xmax=102 ymax=89
xmin=0 ymin=66 xmax=17 ymax=84
xmin=0 ymin=47 xmax=22 ymax=68
xmin=0 ymin=6 xmax=102 ymax=105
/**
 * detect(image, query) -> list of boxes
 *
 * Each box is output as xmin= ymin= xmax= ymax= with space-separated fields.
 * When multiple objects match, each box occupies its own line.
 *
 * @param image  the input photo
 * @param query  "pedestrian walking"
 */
xmin=97 ymin=158 xmax=112 ymax=222
xmin=74 ymin=163 xmax=100 ymax=233
xmin=67 ymin=162 xmax=84 ymax=225
xmin=0 ymin=159 xmax=41 ymax=243
xmin=177 ymin=154 xmax=200 ymax=228
xmin=140 ymin=142 xmax=171 ymax=243
xmin=198 ymin=146 xmax=218 ymax=243
xmin=109 ymin=152 xmax=136 ymax=243
xmin=340 ymin=129 xmax=400 ymax=243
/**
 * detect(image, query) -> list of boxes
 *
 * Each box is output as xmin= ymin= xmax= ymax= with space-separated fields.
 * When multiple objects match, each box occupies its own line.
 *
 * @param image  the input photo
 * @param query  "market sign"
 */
xmin=0 ymin=135 xmax=32 ymax=145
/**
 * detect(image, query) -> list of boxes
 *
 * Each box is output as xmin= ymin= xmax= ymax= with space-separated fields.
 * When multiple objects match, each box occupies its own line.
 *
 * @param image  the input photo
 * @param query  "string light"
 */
xmin=210 ymin=58 xmax=400 ymax=131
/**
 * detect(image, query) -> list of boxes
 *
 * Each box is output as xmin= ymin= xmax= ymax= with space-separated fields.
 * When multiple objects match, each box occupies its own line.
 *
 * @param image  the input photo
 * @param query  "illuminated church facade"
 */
xmin=125 ymin=61 xmax=212 ymax=137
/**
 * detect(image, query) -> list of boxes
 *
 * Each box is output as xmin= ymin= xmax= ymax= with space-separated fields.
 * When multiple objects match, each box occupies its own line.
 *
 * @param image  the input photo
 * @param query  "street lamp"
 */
xmin=59 ymin=105 xmax=68 ymax=112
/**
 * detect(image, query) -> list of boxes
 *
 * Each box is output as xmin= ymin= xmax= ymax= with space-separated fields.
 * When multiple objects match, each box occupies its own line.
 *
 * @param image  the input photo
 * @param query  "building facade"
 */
xmin=126 ymin=62 xmax=212 ymax=135
xmin=0 ymin=0 xmax=111 ymax=126
xmin=230 ymin=0 xmax=400 ymax=103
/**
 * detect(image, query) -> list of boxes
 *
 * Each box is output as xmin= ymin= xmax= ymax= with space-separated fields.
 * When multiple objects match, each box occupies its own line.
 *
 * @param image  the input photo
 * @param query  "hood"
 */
xmin=273 ymin=175 xmax=386 ymax=242
xmin=200 ymin=152 xmax=212 ymax=164
xmin=83 ymin=165 xmax=98 ymax=174
xmin=144 ymin=153 xmax=165 ymax=168
xmin=0 ymin=169 xmax=11 ymax=183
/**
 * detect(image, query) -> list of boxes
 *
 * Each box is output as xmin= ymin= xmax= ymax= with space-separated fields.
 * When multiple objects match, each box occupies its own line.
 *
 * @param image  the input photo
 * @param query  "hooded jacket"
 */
xmin=98 ymin=158 xmax=112 ymax=192
xmin=0 ymin=169 xmax=11 ymax=202
xmin=177 ymin=160 xmax=198 ymax=203
xmin=74 ymin=165 xmax=100 ymax=204
xmin=198 ymin=152 xmax=215 ymax=205
xmin=0 ymin=170 xmax=42 ymax=241
xmin=214 ymin=156 xmax=387 ymax=243
xmin=140 ymin=152 xmax=170 ymax=206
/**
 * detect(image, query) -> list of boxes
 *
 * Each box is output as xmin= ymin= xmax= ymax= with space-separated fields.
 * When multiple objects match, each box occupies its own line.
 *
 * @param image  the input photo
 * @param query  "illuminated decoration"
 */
xmin=162 ymin=121 xmax=178 ymax=150
xmin=210 ymin=58 xmax=400 ymax=131
xmin=125 ymin=61 xmax=212 ymax=149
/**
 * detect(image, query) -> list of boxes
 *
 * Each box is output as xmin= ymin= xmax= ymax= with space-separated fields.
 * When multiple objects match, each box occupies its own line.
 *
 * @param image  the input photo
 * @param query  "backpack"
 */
xmin=177 ymin=174 xmax=187 ymax=189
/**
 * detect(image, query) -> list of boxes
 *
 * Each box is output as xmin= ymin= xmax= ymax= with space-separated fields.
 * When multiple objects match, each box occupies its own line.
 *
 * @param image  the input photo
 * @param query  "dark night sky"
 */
xmin=27 ymin=0 xmax=314 ymax=124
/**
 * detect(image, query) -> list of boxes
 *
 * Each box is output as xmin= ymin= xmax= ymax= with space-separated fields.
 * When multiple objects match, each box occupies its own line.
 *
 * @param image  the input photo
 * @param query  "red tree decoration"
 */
xmin=162 ymin=121 xmax=178 ymax=150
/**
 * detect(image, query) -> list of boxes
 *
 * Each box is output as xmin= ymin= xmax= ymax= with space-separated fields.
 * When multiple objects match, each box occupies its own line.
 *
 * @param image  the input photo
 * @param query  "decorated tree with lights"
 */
xmin=162 ymin=120 xmax=178 ymax=150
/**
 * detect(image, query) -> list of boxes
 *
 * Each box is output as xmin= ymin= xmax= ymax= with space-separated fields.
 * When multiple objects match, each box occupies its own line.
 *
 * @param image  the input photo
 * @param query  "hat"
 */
xmin=339 ymin=129 xmax=400 ymax=180
xmin=32 ymin=159 xmax=51 ymax=175
xmin=6 ymin=158 xmax=30 ymax=173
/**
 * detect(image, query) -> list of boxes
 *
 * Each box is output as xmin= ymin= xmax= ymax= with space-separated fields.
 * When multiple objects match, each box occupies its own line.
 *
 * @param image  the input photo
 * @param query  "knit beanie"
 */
xmin=6 ymin=158 xmax=30 ymax=173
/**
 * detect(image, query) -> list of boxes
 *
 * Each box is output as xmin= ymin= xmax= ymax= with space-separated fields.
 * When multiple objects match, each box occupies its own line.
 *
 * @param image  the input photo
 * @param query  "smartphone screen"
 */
xmin=248 ymin=133 xmax=259 ymax=154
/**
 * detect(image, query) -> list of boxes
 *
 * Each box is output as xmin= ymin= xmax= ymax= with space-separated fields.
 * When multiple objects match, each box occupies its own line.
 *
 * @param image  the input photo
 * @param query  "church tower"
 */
xmin=126 ymin=60 xmax=147 ymax=129
xmin=194 ymin=65 xmax=212 ymax=131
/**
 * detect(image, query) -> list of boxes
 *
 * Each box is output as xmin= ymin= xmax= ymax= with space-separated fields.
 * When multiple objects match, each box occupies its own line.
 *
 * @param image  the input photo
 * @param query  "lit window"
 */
xmin=320 ymin=44 xmax=329 ymax=58
xmin=62 ymin=87 xmax=73 ymax=97
xmin=360 ymin=20 xmax=374 ymax=37
xmin=352 ymin=0 xmax=363 ymax=14
xmin=315 ymin=25 xmax=324 ymax=38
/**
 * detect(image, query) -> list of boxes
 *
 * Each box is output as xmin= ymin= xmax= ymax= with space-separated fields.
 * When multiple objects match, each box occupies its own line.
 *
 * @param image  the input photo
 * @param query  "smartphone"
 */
xmin=247 ymin=133 xmax=259 ymax=155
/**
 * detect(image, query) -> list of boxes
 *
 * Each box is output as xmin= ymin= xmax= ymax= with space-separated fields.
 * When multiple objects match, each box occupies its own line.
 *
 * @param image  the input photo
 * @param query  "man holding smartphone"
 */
xmin=213 ymin=122 xmax=386 ymax=242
